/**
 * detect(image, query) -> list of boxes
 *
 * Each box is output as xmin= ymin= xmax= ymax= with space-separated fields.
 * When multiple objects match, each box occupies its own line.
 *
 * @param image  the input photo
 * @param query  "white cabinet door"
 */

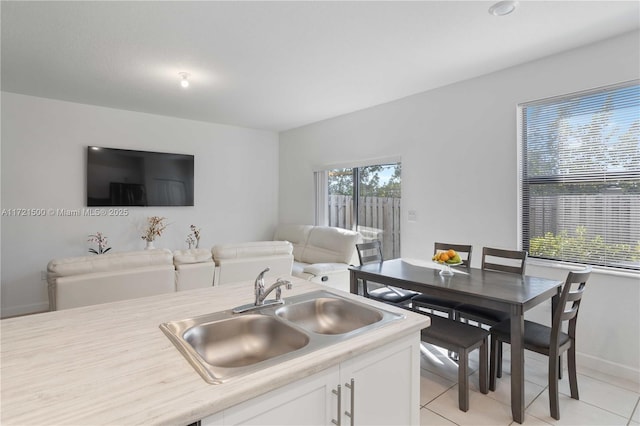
xmin=220 ymin=365 xmax=340 ymax=426
xmin=200 ymin=411 xmax=223 ymax=426
xmin=200 ymin=333 xmax=420 ymax=426
xmin=339 ymin=334 xmax=420 ymax=426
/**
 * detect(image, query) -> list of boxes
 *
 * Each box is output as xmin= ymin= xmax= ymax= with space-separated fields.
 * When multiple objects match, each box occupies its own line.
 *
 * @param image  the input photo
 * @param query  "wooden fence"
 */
xmin=328 ymin=195 xmax=401 ymax=260
xmin=328 ymin=193 xmax=638 ymax=262
xmin=529 ymin=193 xmax=640 ymax=245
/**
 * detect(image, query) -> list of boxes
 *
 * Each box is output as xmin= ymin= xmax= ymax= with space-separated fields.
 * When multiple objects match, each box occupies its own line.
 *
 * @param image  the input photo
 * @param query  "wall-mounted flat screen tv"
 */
xmin=87 ymin=146 xmax=194 ymax=207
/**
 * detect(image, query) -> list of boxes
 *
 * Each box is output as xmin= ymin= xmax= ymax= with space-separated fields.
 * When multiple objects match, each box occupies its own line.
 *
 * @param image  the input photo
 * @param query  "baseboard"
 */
xmin=1 ymin=301 xmax=49 ymax=319
xmin=578 ymin=351 xmax=640 ymax=390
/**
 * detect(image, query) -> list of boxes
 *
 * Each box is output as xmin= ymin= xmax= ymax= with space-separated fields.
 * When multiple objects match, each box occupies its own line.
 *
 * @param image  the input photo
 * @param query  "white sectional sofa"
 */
xmin=212 ymin=241 xmax=294 ymax=285
xmin=274 ymin=224 xmax=362 ymax=291
xmin=46 ymin=226 xmax=361 ymax=310
xmin=47 ymin=248 xmax=214 ymax=310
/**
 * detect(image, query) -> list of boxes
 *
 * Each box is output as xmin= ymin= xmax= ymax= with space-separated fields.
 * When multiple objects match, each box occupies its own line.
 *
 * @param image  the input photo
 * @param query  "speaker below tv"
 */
xmin=87 ymin=146 xmax=194 ymax=207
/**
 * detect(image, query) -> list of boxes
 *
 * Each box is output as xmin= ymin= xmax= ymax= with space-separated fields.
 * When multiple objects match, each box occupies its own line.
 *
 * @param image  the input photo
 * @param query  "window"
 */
xmin=520 ymin=82 xmax=639 ymax=271
xmin=320 ymin=162 xmax=401 ymax=259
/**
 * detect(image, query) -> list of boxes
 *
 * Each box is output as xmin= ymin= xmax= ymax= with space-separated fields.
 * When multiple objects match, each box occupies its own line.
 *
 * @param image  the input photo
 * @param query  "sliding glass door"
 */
xmin=326 ymin=163 xmax=401 ymax=259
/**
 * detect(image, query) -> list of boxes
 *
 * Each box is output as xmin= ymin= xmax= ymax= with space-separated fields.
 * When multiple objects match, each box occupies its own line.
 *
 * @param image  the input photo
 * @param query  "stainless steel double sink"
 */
xmin=160 ymin=290 xmax=404 ymax=384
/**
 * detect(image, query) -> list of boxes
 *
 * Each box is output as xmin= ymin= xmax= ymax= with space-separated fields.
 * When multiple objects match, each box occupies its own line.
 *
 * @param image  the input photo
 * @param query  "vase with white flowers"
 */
xmin=185 ymin=224 xmax=201 ymax=249
xmin=141 ymin=216 xmax=168 ymax=249
xmin=88 ymin=232 xmax=111 ymax=255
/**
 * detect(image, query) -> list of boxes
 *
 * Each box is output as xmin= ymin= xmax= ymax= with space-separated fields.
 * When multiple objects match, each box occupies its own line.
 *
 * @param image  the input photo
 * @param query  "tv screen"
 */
xmin=87 ymin=146 xmax=194 ymax=207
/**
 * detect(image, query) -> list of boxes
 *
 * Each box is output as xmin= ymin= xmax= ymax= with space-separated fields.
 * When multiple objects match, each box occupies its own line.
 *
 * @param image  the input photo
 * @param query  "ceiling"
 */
xmin=2 ymin=1 xmax=639 ymax=132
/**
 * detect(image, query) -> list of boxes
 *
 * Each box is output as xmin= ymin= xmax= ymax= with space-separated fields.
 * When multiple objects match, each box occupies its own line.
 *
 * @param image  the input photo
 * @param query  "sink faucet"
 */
xmin=254 ymin=267 xmax=292 ymax=306
xmin=253 ymin=267 xmax=269 ymax=305
xmin=232 ymin=268 xmax=293 ymax=314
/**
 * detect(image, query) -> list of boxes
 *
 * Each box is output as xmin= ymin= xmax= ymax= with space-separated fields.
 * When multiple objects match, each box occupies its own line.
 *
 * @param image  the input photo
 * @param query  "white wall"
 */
xmin=279 ymin=32 xmax=640 ymax=383
xmin=1 ymin=93 xmax=280 ymax=317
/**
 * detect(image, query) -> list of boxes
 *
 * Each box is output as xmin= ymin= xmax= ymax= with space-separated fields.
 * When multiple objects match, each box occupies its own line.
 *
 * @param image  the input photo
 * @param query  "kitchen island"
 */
xmin=1 ymin=278 xmax=428 ymax=425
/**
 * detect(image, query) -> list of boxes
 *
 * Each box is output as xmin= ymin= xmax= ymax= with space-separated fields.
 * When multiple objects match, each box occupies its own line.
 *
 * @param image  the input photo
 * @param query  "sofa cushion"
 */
xmin=212 ymin=241 xmax=293 ymax=261
xmin=274 ymin=224 xmax=313 ymax=260
xmin=173 ymin=248 xmax=213 ymax=265
xmin=173 ymin=249 xmax=215 ymax=291
xmin=55 ymin=266 xmax=176 ymax=310
xmin=212 ymin=241 xmax=294 ymax=285
xmin=174 ymin=263 xmax=215 ymax=291
xmin=47 ymin=249 xmax=174 ymax=278
xmin=300 ymin=226 xmax=361 ymax=265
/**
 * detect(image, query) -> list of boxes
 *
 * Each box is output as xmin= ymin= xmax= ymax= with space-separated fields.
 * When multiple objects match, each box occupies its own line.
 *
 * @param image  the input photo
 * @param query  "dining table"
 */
xmin=349 ymin=258 xmax=564 ymax=424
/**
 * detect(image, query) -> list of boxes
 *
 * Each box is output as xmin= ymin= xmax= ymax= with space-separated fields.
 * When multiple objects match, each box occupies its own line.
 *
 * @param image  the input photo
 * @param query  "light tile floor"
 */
xmin=419 ymin=343 xmax=640 ymax=426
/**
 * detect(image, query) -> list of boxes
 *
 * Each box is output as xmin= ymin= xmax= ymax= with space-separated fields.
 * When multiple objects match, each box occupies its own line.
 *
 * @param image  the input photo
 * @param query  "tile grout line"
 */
xmin=420 ymin=380 xmax=457 ymax=408
xmin=525 ymin=384 xmax=548 ymax=411
xmin=577 ymin=369 xmax=640 ymax=395
xmin=421 ymin=406 xmax=462 ymax=426
xmin=520 ymin=385 xmax=556 ymax=426
xmin=627 ymin=396 xmax=640 ymax=426
xmin=499 ymin=376 xmax=634 ymax=421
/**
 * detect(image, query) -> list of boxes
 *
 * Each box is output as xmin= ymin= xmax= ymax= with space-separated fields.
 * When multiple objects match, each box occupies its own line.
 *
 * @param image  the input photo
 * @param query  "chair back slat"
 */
xmin=482 ymin=262 xmax=524 ymax=275
xmin=360 ymin=253 xmax=382 ymax=264
xmin=481 ymin=247 xmax=528 ymax=275
xmin=560 ymin=304 xmax=579 ymax=322
xmin=434 ymin=242 xmax=472 ymax=267
xmin=551 ymin=268 xmax=591 ymax=342
xmin=559 ymin=282 xmax=586 ymax=322
xmin=356 ymin=240 xmax=383 ymax=265
xmin=566 ymin=287 xmax=585 ymax=302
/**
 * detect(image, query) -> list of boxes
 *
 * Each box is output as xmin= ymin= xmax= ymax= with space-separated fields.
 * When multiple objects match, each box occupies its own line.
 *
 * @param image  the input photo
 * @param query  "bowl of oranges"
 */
xmin=432 ymin=249 xmax=462 ymax=276
xmin=432 ymin=249 xmax=462 ymax=265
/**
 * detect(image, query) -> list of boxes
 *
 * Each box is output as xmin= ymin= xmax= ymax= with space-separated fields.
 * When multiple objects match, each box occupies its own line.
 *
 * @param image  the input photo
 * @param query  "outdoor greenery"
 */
xmin=526 ymin=91 xmax=640 ymax=179
xmin=529 ymin=226 xmax=640 ymax=267
xmin=328 ymin=164 xmax=401 ymax=198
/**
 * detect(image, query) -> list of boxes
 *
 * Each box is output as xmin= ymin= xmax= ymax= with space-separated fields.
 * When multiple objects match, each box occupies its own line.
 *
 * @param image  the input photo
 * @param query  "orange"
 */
xmin=440 ymin=253 xmax=450 ymax=262
xmin=447 ymin=249 xmax=456 ymax=258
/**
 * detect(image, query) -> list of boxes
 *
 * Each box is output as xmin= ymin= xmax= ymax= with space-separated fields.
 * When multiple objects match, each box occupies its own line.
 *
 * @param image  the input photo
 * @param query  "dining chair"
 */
xmin=356 ymin=241 xmax=418 ymax=308
xmin=454 ymin=247 xmax=528 ymax=370
xmin=421 ymin=314 xmax=489 ymax=412
xmin=411 ymin=242 xmax=472 ymax=318
xmin=489 ymin=267 xmax=591 ymax=420
xmin=455 ymin=247 xmax=528 ymax=326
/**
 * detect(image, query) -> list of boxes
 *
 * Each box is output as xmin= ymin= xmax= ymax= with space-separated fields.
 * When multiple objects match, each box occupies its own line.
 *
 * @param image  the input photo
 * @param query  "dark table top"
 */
xmin=349 ymin=258 xmax=563 ymax=312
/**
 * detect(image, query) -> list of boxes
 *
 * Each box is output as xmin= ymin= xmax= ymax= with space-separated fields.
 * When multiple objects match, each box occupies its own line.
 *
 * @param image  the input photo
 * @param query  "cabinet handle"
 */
xmin=331 ymin=385 xmax=341 ymax=425
xmin=344 ymin=379 xmax=355 ymax=426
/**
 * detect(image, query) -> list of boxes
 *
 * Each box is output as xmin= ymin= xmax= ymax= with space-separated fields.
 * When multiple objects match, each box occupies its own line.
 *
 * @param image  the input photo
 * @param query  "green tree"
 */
xmin=377 ymin=164 xmax=401 ymax=197
xmin=526 ymin=90 xmax=640 ymax=182
xmin=610 ymin=121 xmax=640 ymax=172
xmin=359 ymin=165 xmax=383 ymax=196
xmin=328 ymin=164 xmax=401 ymax=198
xmin=328 ymin=168 xmax=353 ymax=196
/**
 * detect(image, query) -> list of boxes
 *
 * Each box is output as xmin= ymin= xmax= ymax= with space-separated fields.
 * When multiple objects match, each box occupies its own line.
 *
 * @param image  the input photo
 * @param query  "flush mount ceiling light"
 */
xmin=488 ymin=1 xmax=518 ymax=16
xmin=178 ymin=72 xmax=190 ymax=88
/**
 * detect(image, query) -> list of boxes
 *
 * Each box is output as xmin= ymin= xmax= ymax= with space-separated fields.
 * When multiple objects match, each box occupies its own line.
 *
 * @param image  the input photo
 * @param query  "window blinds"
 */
xmin=521 ymin=82 xmax=639 ymax=270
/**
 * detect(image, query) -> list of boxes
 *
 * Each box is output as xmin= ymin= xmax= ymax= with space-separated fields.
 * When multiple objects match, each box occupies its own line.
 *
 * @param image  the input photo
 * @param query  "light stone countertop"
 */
xmin=1 ymin=278 xmax=429 ymax=425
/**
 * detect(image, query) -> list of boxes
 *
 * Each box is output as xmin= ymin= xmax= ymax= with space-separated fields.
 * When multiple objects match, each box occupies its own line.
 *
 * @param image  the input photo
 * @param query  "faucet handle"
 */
xmin=255 ymin=267 xmax=270 ymax=287
xmin=275 ymin=279 xmax=293 ymax=301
